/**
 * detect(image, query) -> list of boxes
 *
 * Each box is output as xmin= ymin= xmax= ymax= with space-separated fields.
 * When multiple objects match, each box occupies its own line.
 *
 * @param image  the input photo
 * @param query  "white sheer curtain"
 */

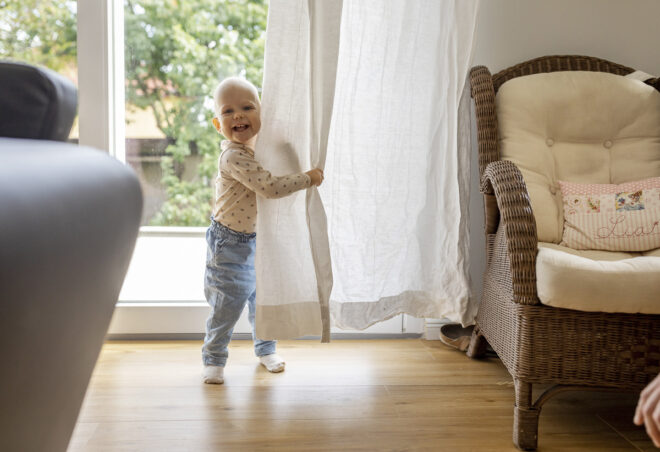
xmin=256 ymin=0 xmax=480 ymax=341
xmin=255 ymin=0 xmax=342 ymax=342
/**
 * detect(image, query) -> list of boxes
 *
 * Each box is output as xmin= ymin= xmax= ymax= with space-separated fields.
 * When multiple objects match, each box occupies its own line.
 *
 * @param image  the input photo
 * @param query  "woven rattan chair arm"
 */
xmin=481 ymin=160 xmax=539 ymax=305
xmin=646 ymin=77 xmax=660 ymax=91
xmin=469 ymin=65 xmax=499 ymax=182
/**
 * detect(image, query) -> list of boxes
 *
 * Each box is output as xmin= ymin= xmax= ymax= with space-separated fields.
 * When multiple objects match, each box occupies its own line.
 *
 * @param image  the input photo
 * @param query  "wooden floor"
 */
xmin=68 ymin=339 xmax=654 ymax=452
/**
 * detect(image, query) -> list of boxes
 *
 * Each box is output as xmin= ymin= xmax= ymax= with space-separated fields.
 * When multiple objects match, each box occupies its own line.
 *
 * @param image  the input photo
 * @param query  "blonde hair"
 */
xmin=212 ymin=77 xmax=260 ymax=117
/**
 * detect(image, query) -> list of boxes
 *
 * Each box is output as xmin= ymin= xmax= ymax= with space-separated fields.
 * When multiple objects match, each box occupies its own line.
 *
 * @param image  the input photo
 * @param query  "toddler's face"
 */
xmin=214 ymin=85 xmax=261 ymax=146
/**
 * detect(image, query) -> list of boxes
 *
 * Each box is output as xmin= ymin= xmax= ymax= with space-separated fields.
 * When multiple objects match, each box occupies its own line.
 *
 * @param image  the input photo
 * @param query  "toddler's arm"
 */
xmin=223 ymin=148 xmax=320 ymax=199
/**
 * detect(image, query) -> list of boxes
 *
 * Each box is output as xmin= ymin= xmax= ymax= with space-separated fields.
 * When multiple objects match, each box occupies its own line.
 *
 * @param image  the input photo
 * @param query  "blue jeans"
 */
xmin=202 ymin=219 xmax=276 ymax=367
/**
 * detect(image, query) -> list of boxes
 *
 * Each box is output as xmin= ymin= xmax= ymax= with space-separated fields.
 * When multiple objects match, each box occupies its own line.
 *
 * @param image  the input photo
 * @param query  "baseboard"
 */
xmin=108 ymin=303 xmax=426 ymax=336
xmin=424 ymin=319 xmax=452 ymax=340
xmin=106 ymin=332 xmax=424 ymax=340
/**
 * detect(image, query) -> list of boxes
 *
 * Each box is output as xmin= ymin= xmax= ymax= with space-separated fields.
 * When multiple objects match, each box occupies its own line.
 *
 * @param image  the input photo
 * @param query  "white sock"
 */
xmin=202 ymin=365 xmax=224 ymax=384
xmin=259 ymin=354 xmax=285 ymax=373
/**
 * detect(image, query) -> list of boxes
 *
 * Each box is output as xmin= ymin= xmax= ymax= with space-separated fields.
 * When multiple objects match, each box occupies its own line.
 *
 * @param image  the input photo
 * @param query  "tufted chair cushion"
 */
xmin=496 ymin=71 xmax=660 ymax=244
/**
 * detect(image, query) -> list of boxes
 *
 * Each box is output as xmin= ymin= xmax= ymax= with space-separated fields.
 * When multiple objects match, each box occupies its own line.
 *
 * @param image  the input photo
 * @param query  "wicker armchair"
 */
xmin=466 ymin=55 xmax=660 ymax=450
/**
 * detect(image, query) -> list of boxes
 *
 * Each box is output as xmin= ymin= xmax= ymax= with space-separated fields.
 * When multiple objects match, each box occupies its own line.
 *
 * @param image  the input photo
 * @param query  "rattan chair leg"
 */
xmin=513 ymin=379 xmax=539 ymax=451
xmin=466 ymin=325 xmax=489 ymax=359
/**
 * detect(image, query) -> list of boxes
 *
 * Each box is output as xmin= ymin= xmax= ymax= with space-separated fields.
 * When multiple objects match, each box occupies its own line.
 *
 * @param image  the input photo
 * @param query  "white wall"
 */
xmin=467 ymin=0 xmax=660 ymax=313
xmin=473 ymin=0 xmax=660 ymax=74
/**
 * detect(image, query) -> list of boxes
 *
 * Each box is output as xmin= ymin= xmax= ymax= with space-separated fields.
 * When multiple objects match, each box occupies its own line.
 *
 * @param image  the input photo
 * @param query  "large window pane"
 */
xmin=0 ymin=0 xmax=78 ymax=140
xmin=124 ymin=0 xmax=267 ymax=226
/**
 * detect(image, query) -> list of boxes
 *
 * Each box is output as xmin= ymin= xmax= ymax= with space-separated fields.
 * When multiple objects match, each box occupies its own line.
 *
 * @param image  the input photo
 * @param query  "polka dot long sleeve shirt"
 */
xmin=212 ymin=140 xmax=312 ymax=233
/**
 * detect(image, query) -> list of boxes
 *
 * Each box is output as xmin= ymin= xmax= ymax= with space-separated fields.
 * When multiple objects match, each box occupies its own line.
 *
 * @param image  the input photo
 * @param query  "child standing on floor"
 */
xmin=202 ymin=77 xmax=324 ymax=384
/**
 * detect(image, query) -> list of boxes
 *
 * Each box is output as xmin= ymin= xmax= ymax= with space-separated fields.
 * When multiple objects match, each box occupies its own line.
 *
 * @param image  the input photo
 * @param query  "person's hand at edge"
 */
xmin=635 ymin=373 xmax=660 ymax=447
xmin=306 ymin=168 xmax=324 ymax=187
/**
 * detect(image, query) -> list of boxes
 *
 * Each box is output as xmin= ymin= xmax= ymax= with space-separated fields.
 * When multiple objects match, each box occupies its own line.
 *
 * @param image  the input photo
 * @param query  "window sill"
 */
xmin=139 ymin=226 xmax=206 ymax=237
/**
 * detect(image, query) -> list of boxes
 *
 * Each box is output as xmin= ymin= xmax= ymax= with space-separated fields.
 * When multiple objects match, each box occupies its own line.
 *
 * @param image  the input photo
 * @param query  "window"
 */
xmin=123 ymin=0 xmax=268 ymax=226
xmin=2 ymin=0 xmax=268 ymax=225
xmin=115 ymin=0 xmax=269 ymax=334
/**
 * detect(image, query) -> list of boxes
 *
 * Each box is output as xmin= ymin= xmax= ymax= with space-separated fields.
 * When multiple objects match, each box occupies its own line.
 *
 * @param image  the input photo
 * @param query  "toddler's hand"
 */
xmin=306 ymin=168 xmax=324 ymax=187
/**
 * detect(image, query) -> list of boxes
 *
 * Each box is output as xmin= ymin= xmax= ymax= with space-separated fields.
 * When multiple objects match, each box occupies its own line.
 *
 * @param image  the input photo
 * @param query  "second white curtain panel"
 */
xmin=256 ymin=0 xmax=480 ymax=339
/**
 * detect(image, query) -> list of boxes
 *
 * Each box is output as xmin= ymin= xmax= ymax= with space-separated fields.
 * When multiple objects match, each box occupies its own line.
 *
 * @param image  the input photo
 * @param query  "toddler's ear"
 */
xmin=212 ymin=117 xmax=222 ymax=133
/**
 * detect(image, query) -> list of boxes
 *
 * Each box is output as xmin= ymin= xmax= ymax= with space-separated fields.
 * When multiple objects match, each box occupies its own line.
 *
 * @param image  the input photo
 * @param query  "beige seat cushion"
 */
xmin=536 ymin=242 xmax=660 ymax=313
xmin=497 ymin=71 xmax=660 ymax=244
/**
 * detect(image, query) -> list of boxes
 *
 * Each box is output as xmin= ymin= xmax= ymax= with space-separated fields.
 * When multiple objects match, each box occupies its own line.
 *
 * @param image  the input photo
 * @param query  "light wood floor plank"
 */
xmin=68 ymin=339 xmax=651 ymax=451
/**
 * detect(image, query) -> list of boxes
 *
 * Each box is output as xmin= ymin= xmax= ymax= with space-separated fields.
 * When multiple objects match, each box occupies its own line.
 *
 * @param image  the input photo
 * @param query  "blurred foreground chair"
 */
xmin=0 ymin=61 xmax=142 ymax=452
xmin=467 ymin=55 xmax=660 ymax=450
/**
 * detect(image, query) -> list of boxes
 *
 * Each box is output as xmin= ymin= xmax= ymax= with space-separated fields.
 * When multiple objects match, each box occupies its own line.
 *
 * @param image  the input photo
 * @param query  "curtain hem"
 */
xmin=330 ymin=289 xmax=474 ymax=331
xmin=256 ymin=302 xmax=323 ymax=340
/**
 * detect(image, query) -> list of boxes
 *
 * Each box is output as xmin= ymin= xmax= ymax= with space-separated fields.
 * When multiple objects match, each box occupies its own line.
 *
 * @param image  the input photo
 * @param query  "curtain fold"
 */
xmin=257 ymin=0 xmax=480 ymax=340
xmin=255 ymin=0 xmax=342 ymax=341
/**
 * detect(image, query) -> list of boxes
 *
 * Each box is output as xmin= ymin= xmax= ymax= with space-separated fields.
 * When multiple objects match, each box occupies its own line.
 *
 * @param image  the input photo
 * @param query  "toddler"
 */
xmin=202 ymin=77 xmax=323 ymax=384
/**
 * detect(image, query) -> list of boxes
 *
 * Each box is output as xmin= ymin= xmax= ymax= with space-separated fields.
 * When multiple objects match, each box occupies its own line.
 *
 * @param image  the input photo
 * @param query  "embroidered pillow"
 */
xmin=559 ymin=177 xmax=660 ymax=251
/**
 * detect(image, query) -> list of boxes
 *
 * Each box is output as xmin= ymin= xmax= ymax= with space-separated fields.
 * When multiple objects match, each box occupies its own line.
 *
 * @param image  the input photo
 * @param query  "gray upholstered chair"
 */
xmin=0 ymin=61 xmax=142 ymax=452
xmin=467 ymin=55 xmax=660 ymax=450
